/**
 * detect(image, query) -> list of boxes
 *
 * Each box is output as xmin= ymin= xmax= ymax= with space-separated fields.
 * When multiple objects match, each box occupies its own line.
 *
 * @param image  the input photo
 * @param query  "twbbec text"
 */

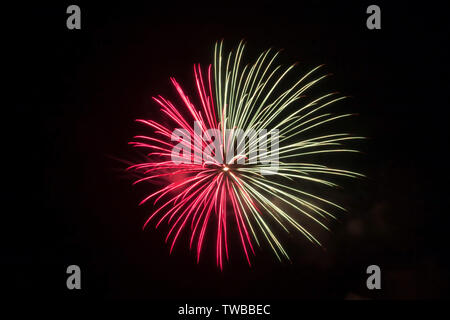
xmin=178 ymin=304 xmax=271 ymax=317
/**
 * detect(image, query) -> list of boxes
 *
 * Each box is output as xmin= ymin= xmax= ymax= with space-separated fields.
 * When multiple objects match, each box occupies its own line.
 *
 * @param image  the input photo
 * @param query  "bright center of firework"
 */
xmin=223 ymin=166 xmax=229 ymax=172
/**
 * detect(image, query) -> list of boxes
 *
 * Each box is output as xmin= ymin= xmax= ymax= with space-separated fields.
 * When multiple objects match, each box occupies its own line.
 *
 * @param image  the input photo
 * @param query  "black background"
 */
xmin=3 ymin=0 xmax=449 ymax=303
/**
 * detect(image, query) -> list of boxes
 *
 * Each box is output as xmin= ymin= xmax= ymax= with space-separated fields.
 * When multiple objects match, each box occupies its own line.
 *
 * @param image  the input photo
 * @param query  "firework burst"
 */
xmin=128 ymin=41 xmax=363 ymax=269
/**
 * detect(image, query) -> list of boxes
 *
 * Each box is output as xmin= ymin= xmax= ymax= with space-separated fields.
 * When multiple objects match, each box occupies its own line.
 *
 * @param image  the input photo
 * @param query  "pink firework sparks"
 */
xmin=129 ymin=64 xmax=238 ymax=270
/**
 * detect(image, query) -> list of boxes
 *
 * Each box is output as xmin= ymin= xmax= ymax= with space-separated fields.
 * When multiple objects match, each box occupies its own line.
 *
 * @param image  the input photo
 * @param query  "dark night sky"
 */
xmin=2 ymin=1 xmax=450 ymax=302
